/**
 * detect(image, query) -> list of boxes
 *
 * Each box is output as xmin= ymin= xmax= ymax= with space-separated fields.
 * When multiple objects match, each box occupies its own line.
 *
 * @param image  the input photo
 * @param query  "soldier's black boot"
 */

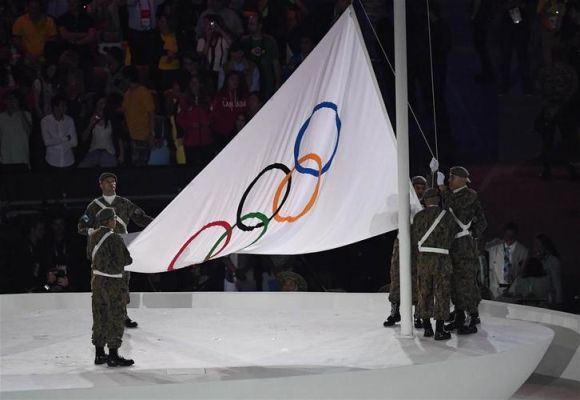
xmin=107 ymin=348 xmax=134 ymax=367
xmin=423 ymin=319 xmax=434 ymax=337
xmin=125 ymin=317 xmax=138 ymax=328
xmin=458 ymin=312 xmax=478 ymax=335
xmin=94 ymin=346 xmax=107 ymax=365
xmin=434 ymin=320 xmax=451 ymax=341
xmin=414 ymin=313 xmax=423 ymax=329
xmin=445 ymin=309 xmax=465 ymax=331
xmin=470 ymin=312 xmax=481 ymax=325
xmin=383 ymin=303 xmax=401 ymax=327
xmin=446 ymin=309 xmax=455 ymax=322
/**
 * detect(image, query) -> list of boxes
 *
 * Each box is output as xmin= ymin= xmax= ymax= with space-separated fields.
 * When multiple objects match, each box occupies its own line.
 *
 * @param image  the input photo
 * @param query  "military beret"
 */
xmin=450 ymin=166 xmax=471 ymax=182
xmin=411 ymin=176 xmax=427 ymax=185
xmin=96 ymin=207 xmax=116 ymax=223
xmin=276 ymin=271 xmax=308 ymax=291
xmin=422 ymin=188 xmax=440 ymax=200
xmin=98 ymin=172 xmax=118 ymax=183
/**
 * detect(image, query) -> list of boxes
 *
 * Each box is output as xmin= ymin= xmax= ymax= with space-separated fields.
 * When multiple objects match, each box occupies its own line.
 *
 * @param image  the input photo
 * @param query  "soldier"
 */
xmin=78 ymin=172 xmax=153 ymax=328
xmin=433 ymin=163 xmax=487 ymax=334
xmin=383 ymin=176 xmax=426 ymax=328
xmin=90 ymin=208 xmax=134 ymax=367
xmin=412 ymin=188 xmax=457 ymax=340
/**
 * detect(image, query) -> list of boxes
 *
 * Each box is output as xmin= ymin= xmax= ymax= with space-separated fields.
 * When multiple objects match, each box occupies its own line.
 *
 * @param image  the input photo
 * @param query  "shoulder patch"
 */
xmin=81 ymin=214 xmax=91 ymax=223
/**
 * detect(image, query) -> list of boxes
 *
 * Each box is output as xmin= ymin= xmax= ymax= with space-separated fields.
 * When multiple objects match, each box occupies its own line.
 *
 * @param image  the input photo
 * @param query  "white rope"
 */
xmin=356 ymin=0 xmax=435 ymax=159
xmin=426 ymin=0 xmax=439 ymax=160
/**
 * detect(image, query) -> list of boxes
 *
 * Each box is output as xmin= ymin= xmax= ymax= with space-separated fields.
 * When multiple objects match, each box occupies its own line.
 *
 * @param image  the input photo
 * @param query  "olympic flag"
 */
xmin=127 ymin=8 xmax=420 ymax=273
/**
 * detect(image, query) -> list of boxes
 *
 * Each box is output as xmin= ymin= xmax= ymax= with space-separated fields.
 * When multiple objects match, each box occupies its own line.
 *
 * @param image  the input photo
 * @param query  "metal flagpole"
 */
xmin=394 ymin=0 xmax=413 ymax=337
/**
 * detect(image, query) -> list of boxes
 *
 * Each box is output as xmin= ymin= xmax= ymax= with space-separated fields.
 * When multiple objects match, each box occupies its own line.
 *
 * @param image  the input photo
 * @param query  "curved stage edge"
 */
xmin=0 ymin=292 xmax=574 ymax=399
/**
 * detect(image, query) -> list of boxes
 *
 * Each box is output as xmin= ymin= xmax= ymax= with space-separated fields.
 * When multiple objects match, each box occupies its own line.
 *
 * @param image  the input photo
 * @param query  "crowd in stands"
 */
xmin=0 ymin=0 xmax=346 ymax=172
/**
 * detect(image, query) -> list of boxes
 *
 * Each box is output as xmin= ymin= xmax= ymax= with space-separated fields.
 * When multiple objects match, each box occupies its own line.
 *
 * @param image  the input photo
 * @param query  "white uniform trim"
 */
xmin=92 ymin=270 xmax=123 ymax=278
xmin=418 ymin=210 xmax=450 ymax=254
xmin=94 ymin=199 xmax=128 ymax=233
xmin=448 ymin=207 xmax=472 ymax=239
xmin=91 ymin=231 xmax=114 ymax=261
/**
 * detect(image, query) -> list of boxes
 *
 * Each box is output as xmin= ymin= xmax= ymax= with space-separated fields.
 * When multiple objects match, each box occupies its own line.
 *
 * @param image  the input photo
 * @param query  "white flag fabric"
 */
xmin=127 ymin=8 xmax=420 ymax=273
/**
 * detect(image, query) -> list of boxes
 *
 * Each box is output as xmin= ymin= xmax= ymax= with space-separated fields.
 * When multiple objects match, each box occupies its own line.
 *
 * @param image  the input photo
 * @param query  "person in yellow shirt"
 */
xmin=157 ymin=15 xmax=180 ymax=93
xmin=121 ymin=66 xmax=155 ymax=166
xmin=12 ymin=0 xmax=58 ymax=60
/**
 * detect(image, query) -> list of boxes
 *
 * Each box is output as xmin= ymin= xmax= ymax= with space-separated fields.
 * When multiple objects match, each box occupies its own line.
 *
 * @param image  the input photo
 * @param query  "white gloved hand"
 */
xmin=436 ymin=171 xmax=445 ymax=186
xmin=88 ymin=228 xmax=96 ymax=236
xmin=429 ymin=157 xmax=439 ymax=173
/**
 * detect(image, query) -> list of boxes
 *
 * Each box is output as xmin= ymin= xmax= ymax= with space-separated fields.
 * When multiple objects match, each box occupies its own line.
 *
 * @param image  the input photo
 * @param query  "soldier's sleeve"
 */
xmin=127 ymin=200 xmax=154 ymax=228
xmin=112 ymin=234 xmax=133 ymax=267
xmin=471 ymin=195 xmax=488 ymax=240
xmin=78 ymin=202 xmax=97 ymax=236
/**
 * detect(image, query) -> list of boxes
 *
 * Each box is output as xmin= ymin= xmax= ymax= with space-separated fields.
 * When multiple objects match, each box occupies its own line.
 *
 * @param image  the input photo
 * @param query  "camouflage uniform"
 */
xmin=388 ymin=238 xmax=418 ymax=305
xmin=79 ymin=195 xmax=153 ymax=304
xmin=88 ymin=226 xmax=133 ymax=349
xmin=412 ymin=206 xmax=458 ymax=320
xmin=441 ymin=186 xmax=487 ymax=314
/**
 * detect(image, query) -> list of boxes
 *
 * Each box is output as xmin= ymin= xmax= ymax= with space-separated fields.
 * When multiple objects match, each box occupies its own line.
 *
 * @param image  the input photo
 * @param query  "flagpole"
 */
xmin=394 ymin=0 xmax=413 ymax=337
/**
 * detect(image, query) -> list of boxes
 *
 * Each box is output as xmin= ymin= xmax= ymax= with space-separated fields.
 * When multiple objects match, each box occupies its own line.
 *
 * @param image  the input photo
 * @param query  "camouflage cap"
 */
xmin=98 ymin=172 xmax=117 ymax=183
xmin=449 ymin=166 xmax=471 ymax=183
xmin=422 ymin=188 xmax=440 ymax=200
xmin=411 ymin=176 xmax=427 ymax=185
xmin=96 ymin=207 xmax=116 ymax=223
xmin=276 ymin=271 xmax=308 ymax=291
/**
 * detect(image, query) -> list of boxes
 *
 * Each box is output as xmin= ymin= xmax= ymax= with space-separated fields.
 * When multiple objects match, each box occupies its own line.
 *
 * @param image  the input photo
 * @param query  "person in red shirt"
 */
xmin=209 ymin=70 xmax=247 ymax=153
xmin=176 ymin=75 xmax=213 ymax=168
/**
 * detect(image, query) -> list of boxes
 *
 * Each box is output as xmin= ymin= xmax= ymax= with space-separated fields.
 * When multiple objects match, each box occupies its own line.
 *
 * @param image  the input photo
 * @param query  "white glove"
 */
xmin=436 ymin=171 xmax=445 ymax=186
xmin=88 ymin=228 xmax=96 ymax=236
xmin=429 ymin=157 xmax=439 ymax=173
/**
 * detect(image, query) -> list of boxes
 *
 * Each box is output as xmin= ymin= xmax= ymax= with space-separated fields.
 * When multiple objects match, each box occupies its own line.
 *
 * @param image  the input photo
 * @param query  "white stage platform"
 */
xmin=0 ymin=292 xmax=566 ymax=399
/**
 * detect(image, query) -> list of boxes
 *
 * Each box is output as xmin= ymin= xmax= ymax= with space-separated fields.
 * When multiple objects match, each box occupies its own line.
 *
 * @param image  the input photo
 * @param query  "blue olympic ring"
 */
xmin=293 ymin=101 xmax=341 ymax=177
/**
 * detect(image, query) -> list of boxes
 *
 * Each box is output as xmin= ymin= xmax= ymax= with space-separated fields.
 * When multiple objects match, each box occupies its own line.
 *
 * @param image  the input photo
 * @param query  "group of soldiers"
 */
xmin=78 ymin=172 xmax=153 ymax=367
xmin=384 ymin=161 xmax=487 ymax=340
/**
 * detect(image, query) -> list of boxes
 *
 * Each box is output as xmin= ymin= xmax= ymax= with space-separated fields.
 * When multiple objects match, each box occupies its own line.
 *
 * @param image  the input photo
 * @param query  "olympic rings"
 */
xmin=167 ymin=101 xmax=341 ymax=271
xmin=272 ymin=153 xmax=322 ymax=223
xmin=236 ymin=163 xmax=291 ymax=232
xmin=168 ymin=220 xmax=232 ymax=271
xmin=294 ymin=101 xmax=341 ymax=177
xmin=205 ymin=212 xmax=269 ymax=261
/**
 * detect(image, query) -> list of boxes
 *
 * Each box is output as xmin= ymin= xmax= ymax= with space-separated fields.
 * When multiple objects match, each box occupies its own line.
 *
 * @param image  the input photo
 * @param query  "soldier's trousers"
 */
xmin=91 ymin=275 xmax=128 ymax=349
xmin=417 ymin=253 xmax=451 ymax=320
xmin=388 ymin=240 xmax=417 ymax=305
xmin=450 ymin=237 xmax=481 ymax=314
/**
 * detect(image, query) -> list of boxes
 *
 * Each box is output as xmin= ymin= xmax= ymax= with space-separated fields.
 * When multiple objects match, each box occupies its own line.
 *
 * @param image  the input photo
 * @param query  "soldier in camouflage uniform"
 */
xmin=89 ymin=208 xmax=134 ymax=367
xmin=412 ymin=188 xmax=458 ymax=340
xmin=436 ymin=165 xmax=487 ymax=335
xmin=78 ymin=172 xmax=153 ymax=328
xmin=383 ymin=176 xmax=426 ymax=328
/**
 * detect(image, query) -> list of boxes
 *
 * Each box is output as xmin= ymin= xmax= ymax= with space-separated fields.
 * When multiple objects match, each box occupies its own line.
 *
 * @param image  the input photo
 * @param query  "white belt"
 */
xmin=418 ymin=247 xmax=449 ymax=255
xmin=93 ymin=270 xmax=123 ymax=278
xmin=449 ymin=208 xmax=472 ymax=239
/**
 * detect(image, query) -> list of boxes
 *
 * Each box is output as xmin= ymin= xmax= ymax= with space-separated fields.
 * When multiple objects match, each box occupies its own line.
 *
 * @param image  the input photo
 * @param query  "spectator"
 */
xmin=470 ymin=0 xmax=495 ymax=83
xmin=7 ymin=219 xmax=47 ymax=293
xmin=498 ymin=0 xmax=533 ymax=94
xmin=58 ymin=0 xmax=98 ymax=68
xmin=157 ymin=14 xmax=180 ymax=92
xmin=42 ymin=216 xmax=76 ymax=292
xmin=486 ymin=222 xmax=529 ymax=299
xmin=196 ymin=14 xmax=232 ymax=87
xmin=0 ymin=90 xmax=32 ymax=171
xmin=196 ymin=0 xmax=243 ymax=39
xmin=176 ymin=75 xmax=213 ymax=168
xmin=506 ymin=257 xmax=550 ymax=304
xmin=122 ymin=65 xmax=155 ymax=166
xmin=125 ymin=0 xmax=164 ymax=67
xmin=241 ymin=13 xmax=280 ymax=100
xmin=87 ymin=0 xmax=123 ymax=48
xmin=282 ymin=35 xmax=312 ymax=81
xmin=246 ymin=91 xmax=263 ymax=119
xmin=534 ymin=233 xmax=564 ymax=308
xmin=12 ymin=0 xmax=58 ymax=62
xmin=33 ymin=63 xmax=60 ymax=117
xmin=537 ymin=0 xmax=567 ymax=65
xmin=79 ymin=95 xmax=122 ymax=167
xmin=103 ymin=46 xmax=129 ymax=99
xmin=41 ymin=94 xmax=78 ymax=168
xmin=219 ymin=40 xmax=259 ymax=92
xmin=209 ymin=70 xmax=247 ymax=152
